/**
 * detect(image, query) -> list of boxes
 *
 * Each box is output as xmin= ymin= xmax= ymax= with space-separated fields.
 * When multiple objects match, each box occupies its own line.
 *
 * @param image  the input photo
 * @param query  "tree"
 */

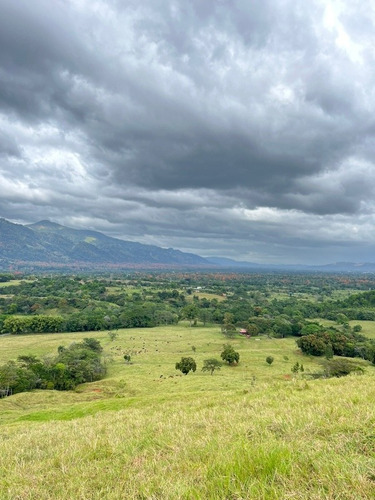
xmin=202 ymin=358 xmax=222 ymax=375
xmin=325 ymin=344 xmax=334 ymax=359
xmin=0 ymin=339 xmax=107 ymax=395
xmin=296 ymin=334 xmax=327 ymax=356
xmin=272 ymin=318 xmax=292 ymax=338
xmin=198 ymin=309 xmax=212 ymax=326
xmin=247 ymin=323 xmax=259 ymax=336
xmin=221 ymin=344 xmax=240 ymax=365
xmin=181 ymin=305 xmax=199 ymax=327
xmin=175 ymin=357 xmax=197 ymax=375
xmin=300 ymin=323 xmax=322 ymax=336
xmin=336 ymin=313 xmax=349 ymax=325
xmin=124 ymin=354 xmax=131 ymax=364
xmin=266 ymin=356 xmax=274 ymax=365
xmin=222 ymin=312 xmax=236 ymax=337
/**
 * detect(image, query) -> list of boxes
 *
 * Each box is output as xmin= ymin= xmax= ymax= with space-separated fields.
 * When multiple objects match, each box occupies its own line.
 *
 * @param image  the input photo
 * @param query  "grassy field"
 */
xmin=352 ymin=320 xmax=375 ymax=339
xmin=1 ymin=325 xmax=375 ymax=499
xmin=314 ymin=318 xmax=375 ymax=340
xmin=0 ymin=279 xmax=32 ymax=288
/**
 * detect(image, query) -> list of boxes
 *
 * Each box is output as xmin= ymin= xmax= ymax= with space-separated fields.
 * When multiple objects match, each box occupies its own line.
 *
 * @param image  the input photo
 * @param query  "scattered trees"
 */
xmin=2 ymin=272 xmax=375 ymax=379
xmin=296 ymin=328 xmax=374 ymax=362
xmin=0 ymin=339 xmax=106 ymax=396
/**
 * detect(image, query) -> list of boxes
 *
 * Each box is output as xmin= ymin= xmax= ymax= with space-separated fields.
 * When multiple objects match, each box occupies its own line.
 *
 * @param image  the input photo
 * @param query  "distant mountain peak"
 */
xmin=0 ymin=217 xmax=211 ymax=269
xmin=28 ymin=220 xmax=64 ymax=229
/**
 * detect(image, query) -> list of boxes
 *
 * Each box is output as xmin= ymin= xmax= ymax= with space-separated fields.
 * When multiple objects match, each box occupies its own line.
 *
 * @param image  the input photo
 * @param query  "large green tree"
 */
xmin=175 ymin=357 xmax=197 ymax=375
xmin=221 ymin=344 xmax=240 ymax=365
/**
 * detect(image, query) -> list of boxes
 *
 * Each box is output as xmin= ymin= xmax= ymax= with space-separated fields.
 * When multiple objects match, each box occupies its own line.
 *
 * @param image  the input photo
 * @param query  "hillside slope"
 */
xmin=1 ymin=325 xmax=374 ymax=499
xmin=0 ymin=218 xmax=209 ymax=267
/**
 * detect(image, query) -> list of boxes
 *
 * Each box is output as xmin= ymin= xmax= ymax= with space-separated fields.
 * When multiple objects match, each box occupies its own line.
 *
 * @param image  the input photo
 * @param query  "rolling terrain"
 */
xmin=1 ymin=324 xmax=374 ymax=499
xmin=0 ymin=218 xmax=209 ymax=268
xmin=3 ymin=217 xmax=375 ymax=272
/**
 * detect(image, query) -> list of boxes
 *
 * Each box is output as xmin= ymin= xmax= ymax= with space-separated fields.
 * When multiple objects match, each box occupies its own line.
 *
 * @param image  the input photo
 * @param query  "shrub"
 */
xmin=266 ymin=356 xmax=274 ymax=365
xmin=291 ymin=362 xmax=304 ymax=374
xmin=82 ymin=338 xmax=103 ymax=353
xmin=108 ymin=331 xmax=118 ymax=341
xmin=323 ymin=359 xmax=364 ymax=378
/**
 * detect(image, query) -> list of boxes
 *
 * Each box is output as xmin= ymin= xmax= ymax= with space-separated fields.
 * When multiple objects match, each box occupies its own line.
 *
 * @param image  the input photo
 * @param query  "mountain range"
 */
xmin=1 ymin=217 xmax=375 ymax=272
xmin=205 ymin=256 xmax=375 ymax=273
xmin=0 ymin=218 xmax=209 ymax=269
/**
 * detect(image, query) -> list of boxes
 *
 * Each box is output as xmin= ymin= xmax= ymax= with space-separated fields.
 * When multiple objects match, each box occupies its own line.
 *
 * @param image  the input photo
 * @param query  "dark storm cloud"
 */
xmin=1 ymin=0 xmax=375 ymax=263
xmin=0 ymin=130 xmax=21 ymax=158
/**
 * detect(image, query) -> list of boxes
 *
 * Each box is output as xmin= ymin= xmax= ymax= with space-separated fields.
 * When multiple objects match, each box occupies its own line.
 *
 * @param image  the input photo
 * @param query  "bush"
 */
xmin=291 ymin=362 xmax=304 ymax=374
xmin=266 ymin=356 xmax=274 ymax=365
xmin=108 ymin=331 xmax=118 ymax=341
xmin=323 ymin=359 xmax=364 ymax=378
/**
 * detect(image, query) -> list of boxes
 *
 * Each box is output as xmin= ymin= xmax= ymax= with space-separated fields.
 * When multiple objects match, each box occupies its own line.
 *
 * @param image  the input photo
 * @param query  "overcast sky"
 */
xmin=1 ymin=0 xmax=375 ymax=264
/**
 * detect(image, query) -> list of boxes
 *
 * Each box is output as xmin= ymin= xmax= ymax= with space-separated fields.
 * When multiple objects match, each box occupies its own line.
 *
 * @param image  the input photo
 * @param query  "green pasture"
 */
xmin=350 ymin=320 xmax=375 ymax=339
xmin=330 ymin=289 xmax=363 ymax=300
xmin=313 ymin=318 xmax=375 ymax=339
xmin=0 ymin=280 xmax=26 ymax=288
xmin=0 ymin=325 xmax=375 ymax=499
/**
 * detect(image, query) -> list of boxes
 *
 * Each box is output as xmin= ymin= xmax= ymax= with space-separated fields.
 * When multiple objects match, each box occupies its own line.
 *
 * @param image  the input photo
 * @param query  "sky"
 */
xmin=1 ymin=0 xmax=375 ymax=265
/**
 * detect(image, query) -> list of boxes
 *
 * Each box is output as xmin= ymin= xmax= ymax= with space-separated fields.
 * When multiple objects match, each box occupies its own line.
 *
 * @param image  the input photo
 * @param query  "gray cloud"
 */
xmin=1 ymin=0 xmax=375 ymax=264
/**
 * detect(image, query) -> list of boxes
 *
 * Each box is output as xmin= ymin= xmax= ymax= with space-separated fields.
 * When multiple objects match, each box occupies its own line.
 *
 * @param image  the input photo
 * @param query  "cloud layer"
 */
xmin=1 ymin=0 xmax=375 ymax=264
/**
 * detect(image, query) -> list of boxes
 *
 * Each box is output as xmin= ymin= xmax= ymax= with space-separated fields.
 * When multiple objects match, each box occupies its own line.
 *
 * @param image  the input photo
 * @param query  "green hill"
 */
xmin=0 ymin=218 xmax=209 ymax=268
xmin=1 ymin=325 xmax=374 ymax=499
